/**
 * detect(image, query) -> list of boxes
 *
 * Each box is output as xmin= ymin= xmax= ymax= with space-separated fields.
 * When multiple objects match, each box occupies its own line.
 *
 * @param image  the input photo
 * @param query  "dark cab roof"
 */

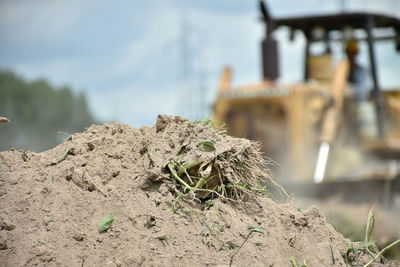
xmin=264 ymin=12 xmax=400 ymax=34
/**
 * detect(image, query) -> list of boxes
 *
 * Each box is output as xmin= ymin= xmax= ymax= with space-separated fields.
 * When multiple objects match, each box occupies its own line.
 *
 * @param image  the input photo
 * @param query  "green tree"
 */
xmin=0 ymin=70 xmax=98 ymax=152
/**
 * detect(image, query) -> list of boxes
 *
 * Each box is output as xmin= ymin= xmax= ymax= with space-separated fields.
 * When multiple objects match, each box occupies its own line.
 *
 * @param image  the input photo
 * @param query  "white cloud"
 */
xmin=176 ymin=5 xmax=265 ymax=90
xmin=110 ymin=1 xmax=180 ymax=75
xmin=350 ymin=0 xmax=400 ymax=16
xmin=88 ymin=84 xmax=176 ymax=127
xmin=0 ymin=0 xmax=94 ymax=43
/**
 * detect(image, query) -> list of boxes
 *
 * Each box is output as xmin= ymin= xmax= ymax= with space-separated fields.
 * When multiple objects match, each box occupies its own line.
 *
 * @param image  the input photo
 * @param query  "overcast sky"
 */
xmin=1 ymin=0 xmax=399 ymax=127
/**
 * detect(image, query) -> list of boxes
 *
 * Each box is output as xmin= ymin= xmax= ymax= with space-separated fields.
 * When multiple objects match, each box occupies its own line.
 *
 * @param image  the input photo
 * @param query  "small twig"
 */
xmin=172 ymin=194 xmax=181 ymax=212
xmin=217 ymin=168 xmax=225 ymax=193
xmin=84 ymin=171 xmax=107 ymax=196
xmin=147 ymin=150 xmax=155 ymax=168
xmin=354 ymin=245 xmax=360 ymax=267
xmin=345 ymin=250 xmax=349 ymax=267
xmin=58 ymin=148 xmax=72 ymax=164
xmin=229 ymin=230 xmax=257 ymax=267
xmin=176 ymin=161 xmax=194 ymax=185
xmin=329 ymin=244 xmax=335 ymax=264
xmin=48 ymin=147 xmax=73 ymax=166
xmin=363 ymin=239 xmax=400 ymax=267
xmin=177 ymin=160 xmax=202 ymax=177
xmin=194 ymin=177 xmax=207 ymax=190
xmin=192 ymin=209 xmax=224 ymax=245
xmin=162 ymin=127 xmax=169 ymax=140
xmin=167 ymin=162 xmax=192 ymax=190
xmin=57 ymin=131 xmax=71 ymax=136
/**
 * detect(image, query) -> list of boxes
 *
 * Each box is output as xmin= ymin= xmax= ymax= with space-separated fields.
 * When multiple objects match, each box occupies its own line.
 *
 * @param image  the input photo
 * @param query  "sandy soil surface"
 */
xmin=296 ymin=196 xmax=400 ymax=261
xmin=0 ymin=115 xmax=397 ymax=266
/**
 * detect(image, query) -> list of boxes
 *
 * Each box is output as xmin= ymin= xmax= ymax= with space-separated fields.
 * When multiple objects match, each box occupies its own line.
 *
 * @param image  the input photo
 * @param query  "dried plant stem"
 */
xmin=84 ymin=171 xmax=107 ymax=196
xmin=229 ymin=230 xmax=256 ymax=267
xmin=167 ymin=163 xmax=192 ymax=190
xmin=58 ymin=148 xmax=71 ymax=163
xmin=364 ymin=239 xmax=400 ymax=267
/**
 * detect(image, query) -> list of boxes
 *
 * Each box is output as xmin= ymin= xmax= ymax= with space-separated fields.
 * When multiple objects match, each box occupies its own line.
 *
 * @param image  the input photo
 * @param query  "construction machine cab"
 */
xmin=259 ymin=0 xmax=400 ymax=140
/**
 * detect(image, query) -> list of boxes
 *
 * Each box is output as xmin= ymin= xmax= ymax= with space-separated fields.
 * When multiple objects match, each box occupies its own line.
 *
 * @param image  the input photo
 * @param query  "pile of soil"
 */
xmin=0 ymin=115 xmax=395 ymax=266
xmin=296 ymin=197 xmax=400 ymax=261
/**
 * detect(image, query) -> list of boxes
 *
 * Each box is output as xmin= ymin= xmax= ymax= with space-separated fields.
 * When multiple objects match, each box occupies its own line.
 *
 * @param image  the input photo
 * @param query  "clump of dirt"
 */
xmin=0 ymin=115 xmax=395 ymax=266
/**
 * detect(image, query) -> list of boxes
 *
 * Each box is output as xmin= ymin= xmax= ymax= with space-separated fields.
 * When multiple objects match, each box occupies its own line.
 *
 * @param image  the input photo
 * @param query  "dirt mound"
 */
xmin=0 ymin=115 xmax=395 ymax=266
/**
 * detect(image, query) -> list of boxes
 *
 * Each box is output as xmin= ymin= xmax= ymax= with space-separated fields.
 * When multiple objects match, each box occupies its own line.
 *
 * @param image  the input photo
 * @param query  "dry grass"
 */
xmin=166 ymin=141 xmax=289 ymax=204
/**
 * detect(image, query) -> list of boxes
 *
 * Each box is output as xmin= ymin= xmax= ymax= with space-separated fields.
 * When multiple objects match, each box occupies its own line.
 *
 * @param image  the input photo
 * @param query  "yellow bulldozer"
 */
xmin=213 ymin=1 xmax=400 ymax=204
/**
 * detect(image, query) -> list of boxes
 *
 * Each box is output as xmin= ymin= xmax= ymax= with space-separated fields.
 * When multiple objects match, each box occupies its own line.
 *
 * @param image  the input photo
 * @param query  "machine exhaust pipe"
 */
xmin=259 ymin=0 xmax=279 ymax=81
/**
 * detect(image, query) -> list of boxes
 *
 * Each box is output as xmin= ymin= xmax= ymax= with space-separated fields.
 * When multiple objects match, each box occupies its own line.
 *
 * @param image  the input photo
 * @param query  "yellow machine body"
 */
xmin=213 ymin=65 xmax=400 ymax=182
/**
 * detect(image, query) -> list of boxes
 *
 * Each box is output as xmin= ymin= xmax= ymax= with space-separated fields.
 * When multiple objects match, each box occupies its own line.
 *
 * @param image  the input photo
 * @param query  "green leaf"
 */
xmin=247 ymin=226 xmax=264 ymax=233
xmin=38 ymin=239 xmax=47 ymax=245
xmin=226 ymin=241 xmax=237 ymax=249
xmin=99 ymin=214 xmax=114 ymax=232
xmin=236 ymin=182 xmax=251 ymax=190
xmin=197 ymin=141 xmax=215 ymax=152
xmin=145 ymin=216 xmax=157 ymax=228
xmin=364 ymin=208 xmax=375 ymax=243
xmin=291 ymin=257 xmax=298 ymax=267
xmin=155 ymin=235 xmax=168 ymax=243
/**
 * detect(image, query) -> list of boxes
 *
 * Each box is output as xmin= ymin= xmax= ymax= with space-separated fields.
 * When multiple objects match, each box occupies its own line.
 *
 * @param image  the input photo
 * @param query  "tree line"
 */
xmin=0 ymin=70 xmax=98 ymax=152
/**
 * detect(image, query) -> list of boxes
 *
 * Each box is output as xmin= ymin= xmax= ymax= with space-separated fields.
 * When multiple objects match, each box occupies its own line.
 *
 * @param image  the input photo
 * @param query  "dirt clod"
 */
xmin=0 ymin=232 xmax=8 ymax=250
